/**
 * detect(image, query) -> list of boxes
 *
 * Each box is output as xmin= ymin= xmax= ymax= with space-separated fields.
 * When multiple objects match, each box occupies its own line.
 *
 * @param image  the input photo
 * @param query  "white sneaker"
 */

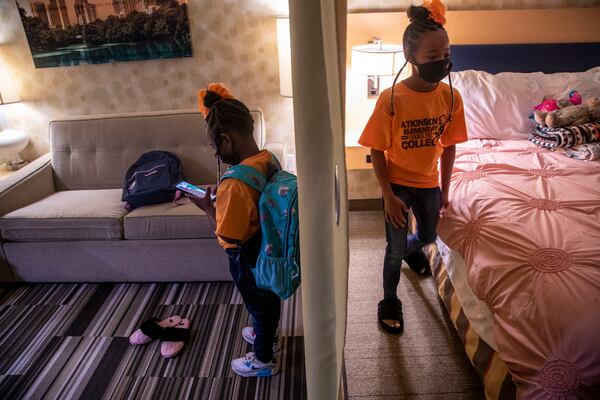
xmin=231 ymin=352 xmax=280 ymax=377
xmin=242 ymin=327 xmax=281 ymax=353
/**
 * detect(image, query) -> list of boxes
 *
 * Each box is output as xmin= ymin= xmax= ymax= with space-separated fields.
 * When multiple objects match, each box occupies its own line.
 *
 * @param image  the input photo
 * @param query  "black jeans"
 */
xmin=383 ymin=184 xmax=441 ymax=300
xmin=226 ymin=233 xmax=281 ymax=363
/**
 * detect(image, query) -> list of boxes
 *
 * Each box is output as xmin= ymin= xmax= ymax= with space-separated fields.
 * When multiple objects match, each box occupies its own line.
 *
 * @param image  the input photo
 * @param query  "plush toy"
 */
xmin=544 ymin=97 xmax=600 ymax=128
xmin=569 ymin=90 xmax=583 ymax=106
xmin=533 ymin=90 xmax=582 ymax=125
xmin=587 ymin=96 xmax=600 ymax=122
xmin=545 ymin=104 xmax=589 ymax=128
xmin=534 ymin=99 xmax=561 ymax=113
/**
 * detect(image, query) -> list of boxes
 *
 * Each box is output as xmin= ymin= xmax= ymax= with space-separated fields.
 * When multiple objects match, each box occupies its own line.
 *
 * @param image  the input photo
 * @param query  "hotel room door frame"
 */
xmin=289 ymin=0 xmax=349 ymax=398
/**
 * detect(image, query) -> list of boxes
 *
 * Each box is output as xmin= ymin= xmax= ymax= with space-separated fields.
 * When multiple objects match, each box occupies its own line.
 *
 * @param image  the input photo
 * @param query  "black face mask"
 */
xmin=219 ymin=153 xmax=241 ymax=166
xmin=416 ymin=59 xmax=451 ymax=83
xmin=215 ymin=147 xmax=241 ymax=166
xmin=214 ymin=135 xmax=242 ymax=166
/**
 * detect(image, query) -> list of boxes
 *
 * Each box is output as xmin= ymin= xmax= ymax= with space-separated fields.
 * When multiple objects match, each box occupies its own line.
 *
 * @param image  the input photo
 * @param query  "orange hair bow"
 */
xmin=423 ymin=0 xmax=447 ymax=26
xmin=198 ymin=83 xmax=236 ymax=118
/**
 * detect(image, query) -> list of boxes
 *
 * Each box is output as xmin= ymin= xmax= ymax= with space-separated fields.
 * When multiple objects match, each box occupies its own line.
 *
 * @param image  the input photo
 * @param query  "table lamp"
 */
xmin=351 ymin=39 xmax=406 ymax=99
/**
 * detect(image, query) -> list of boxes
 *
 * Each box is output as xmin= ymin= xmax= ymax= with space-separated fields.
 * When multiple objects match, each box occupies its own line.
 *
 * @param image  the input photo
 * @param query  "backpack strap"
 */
xmin=220 ymin=152 xmax=281 ymax=193
xmin=271 ymin=154 xmax=282 ymax=171
xmin=221 ymin=165 xmax=267 ymax=193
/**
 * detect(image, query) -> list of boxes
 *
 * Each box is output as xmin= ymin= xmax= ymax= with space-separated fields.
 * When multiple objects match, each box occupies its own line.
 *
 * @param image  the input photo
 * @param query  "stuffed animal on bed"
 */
xmin=545 ymin=104 xmax=589 ymax=128
xmin=544 ymin=97 xmax=600 ymax=128
xmin=533 ymin=90 xmax=582 ymax=125
xmin=587 ymin=96 xmax=600 ymax=122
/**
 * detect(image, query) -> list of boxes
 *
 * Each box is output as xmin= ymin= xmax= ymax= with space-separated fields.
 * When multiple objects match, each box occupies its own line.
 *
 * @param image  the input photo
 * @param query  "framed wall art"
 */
xmin=16 ymin=0 xmax=192 ymax=68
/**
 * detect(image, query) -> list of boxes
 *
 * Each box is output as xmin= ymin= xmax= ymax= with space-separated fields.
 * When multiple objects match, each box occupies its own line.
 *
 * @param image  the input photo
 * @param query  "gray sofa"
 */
xmin=0 ymin=109 xmax=282 ymax=283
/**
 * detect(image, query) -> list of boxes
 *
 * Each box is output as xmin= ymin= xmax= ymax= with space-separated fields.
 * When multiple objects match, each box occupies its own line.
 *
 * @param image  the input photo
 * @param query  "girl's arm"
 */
xmin=371 ymin=149 xmax=408 ymax=228
xmin=186 ymin=186 xmax=217 ymax=228
xmin=371 ymin=149 xmax=394 ymax=200
xmin=440 ymin=144 xmax=456 ymax=210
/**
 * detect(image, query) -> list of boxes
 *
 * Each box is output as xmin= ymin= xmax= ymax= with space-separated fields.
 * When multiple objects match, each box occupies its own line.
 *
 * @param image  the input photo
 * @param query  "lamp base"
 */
xmin=0 ymin=129 xmax=30 ymax=171
xmin=5 ymin=159 xmax=28 ymax=171
xmin=367 ymin=76 xmax=380 ymax=99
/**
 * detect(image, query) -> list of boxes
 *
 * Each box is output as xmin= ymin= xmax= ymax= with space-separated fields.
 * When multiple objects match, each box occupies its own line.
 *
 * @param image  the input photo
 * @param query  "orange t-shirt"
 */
xmin=215 ymin=150 xmax=274 ymax=249
xmin=359 ymin=81 xmax=467 ymax=188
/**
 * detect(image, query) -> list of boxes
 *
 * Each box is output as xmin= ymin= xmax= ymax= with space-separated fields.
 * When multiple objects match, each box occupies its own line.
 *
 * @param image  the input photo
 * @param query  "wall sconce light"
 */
xmin=351 ymin=38 xmax=405 ymax=99
xmin=0 ymin=58 xmax=28 ymax=170
xmin=276 ymin=16 xmax=292 ymax=98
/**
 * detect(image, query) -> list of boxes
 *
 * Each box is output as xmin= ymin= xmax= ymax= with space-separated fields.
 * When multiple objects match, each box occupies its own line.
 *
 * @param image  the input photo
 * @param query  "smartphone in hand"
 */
xmin=176 ymin=181 xmax=216 ymax=202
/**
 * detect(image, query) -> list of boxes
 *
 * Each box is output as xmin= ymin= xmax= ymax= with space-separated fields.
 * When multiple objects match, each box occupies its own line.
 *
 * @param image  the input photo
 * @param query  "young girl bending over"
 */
xmin=189 ymin=84 xmax=281 ymax=377
xmin=359 ymin=0 xmax=467 ymax=334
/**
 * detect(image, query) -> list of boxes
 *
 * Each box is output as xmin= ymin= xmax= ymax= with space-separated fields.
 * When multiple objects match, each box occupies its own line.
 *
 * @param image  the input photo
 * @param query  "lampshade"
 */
xmin=351 ymin=43 xmax=405 ymax=76
xmin=276 ymin=16 xmax=292 ymax=98
xmin=0 ymin=58 xmax=20 ymax=105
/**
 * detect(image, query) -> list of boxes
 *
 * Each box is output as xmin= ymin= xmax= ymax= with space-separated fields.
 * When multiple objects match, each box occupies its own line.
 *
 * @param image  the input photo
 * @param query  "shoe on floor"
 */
xmin=242 ymin=327 xmax=281 ymax=352
xmin=231 ymin=352 xmax=280 ymax=377
xmin=129 ymin=316 xmax=182 ymax=346
xmin=404 ymin=250 xmax=431 ymax=275
xmin=160 ymin=318 xmax=190 ymax=358
xmin=377 ymin=297 xmax=404 ymax=334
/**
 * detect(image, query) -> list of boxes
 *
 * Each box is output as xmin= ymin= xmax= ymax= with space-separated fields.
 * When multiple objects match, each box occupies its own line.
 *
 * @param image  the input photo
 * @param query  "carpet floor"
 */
xmin=344 ymin=211 xmax=485 ymax=400
xmin=0 ymin=282 xmax=305 ymax=400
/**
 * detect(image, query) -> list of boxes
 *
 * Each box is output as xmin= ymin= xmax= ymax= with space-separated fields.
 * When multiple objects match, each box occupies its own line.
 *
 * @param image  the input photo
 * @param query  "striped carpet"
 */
xmin=0 ymin=282 xmax=306 ymax=400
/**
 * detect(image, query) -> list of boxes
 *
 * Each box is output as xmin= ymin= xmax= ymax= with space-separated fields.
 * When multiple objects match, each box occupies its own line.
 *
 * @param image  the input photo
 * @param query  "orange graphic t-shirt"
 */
xmin=215 ymin=150 xmax=274 ymax=249
xmin=359 ymin=81 xmax=467 ymax=188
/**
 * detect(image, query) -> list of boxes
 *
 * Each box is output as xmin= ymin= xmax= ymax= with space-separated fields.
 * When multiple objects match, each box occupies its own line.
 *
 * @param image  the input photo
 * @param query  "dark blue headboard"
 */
xmin=451 ymin=43 xmax=600 ymax=74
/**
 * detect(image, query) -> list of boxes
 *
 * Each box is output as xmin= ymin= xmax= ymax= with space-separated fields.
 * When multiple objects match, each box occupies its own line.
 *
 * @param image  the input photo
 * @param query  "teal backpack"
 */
xmin=221 ymin=155 xmax=300 ymax=299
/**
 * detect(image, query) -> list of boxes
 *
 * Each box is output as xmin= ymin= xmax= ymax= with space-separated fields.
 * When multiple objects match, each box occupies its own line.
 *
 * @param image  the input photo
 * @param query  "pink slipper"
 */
xmin=160 ymin=318 xmax=190 ymax=358
xmin=129 ymin=316 xmax=182 ymax=346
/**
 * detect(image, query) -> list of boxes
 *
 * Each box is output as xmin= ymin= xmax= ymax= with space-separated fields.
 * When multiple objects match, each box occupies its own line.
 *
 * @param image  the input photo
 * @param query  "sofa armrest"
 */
xmin=0 ymin=153 xmax=55 ymax=217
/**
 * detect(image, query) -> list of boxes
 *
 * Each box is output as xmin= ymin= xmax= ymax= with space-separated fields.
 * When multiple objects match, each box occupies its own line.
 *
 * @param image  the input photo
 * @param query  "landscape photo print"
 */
xmin=16 ymin=0 xmax=193 ymax=68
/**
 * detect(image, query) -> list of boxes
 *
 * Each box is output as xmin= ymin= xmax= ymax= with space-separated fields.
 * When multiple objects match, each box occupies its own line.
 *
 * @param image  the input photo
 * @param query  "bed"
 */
xmin=428 ymin=46 xmax=600 ymax=400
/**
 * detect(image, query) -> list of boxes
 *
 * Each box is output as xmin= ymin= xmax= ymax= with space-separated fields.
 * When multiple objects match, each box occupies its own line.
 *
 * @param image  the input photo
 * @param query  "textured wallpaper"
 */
xmin=0 ymin=0 xmax=292 ymax=163
xmin=1 ymin=0 xmax=598 ymax=164
xmin=348 ymin=0 xmax=600 ymax=12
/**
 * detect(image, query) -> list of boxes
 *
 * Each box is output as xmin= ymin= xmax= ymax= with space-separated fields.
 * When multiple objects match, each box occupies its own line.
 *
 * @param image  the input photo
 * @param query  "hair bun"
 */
xmin=423 ymin=0 xmax=447 ymax=26
xmin=408 ymin=0 xmax=447 ymax=26
xmin=198 ymin=83 xmax=235 ymax=118
xmin=407 ymin=5 xmax=431 ymax=24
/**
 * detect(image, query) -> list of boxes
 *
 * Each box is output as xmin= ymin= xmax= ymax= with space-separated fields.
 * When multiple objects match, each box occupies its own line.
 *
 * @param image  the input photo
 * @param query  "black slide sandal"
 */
xmin=378 ymin=298 xmax=404 ymax=334
xmin=404 ymin=250 xmax=431 ymax=276
xmin=139 ymin=318 xmax=166 ymax=340
xmin=160 ymin=326 xmax=190 ymax=342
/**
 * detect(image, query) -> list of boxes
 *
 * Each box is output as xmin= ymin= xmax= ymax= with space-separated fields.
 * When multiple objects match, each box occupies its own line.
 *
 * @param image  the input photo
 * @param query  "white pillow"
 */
xmin=449 ymin=70 xmax=544 ymax=140
xmin=537 ymin=67 xmax=600 ymax=100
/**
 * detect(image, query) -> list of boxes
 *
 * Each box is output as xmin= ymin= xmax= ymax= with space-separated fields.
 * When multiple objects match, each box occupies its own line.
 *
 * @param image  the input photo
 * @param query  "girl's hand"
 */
xmin=186 ymin=186 xmax=215 ymax=213
xmin=440 ymin=189 xmax=450 ymax=213
xmin=384 ymin=194 xmax=409 ymax=228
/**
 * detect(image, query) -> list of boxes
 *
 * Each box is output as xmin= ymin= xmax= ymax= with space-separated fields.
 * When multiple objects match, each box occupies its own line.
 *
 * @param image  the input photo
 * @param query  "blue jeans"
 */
xmin=226 ymin=233 xmax=281 ymax=363
xmin=383 ymin=184 xmax=441 ymax=300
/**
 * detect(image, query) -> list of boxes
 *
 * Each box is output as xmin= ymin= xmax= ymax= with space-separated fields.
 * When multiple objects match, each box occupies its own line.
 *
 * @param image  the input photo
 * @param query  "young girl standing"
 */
xmin=189 ymin=84 xmax=281 ymax=377
xmin=358 ymin=0 xmax=467 ymax=334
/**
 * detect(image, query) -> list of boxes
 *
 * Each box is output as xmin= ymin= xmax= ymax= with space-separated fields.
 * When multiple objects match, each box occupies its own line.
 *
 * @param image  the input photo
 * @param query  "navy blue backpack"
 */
xmin=122 ymin=151 xmax=184 ymax=210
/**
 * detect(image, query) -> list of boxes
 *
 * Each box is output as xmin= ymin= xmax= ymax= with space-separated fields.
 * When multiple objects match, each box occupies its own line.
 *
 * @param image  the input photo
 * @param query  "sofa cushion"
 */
xmin=49 ymin=110 xmax=264 ymax=191
xmin=0 ymin=189 xmax=126 ymax=241
xmin=124 ymin=198 xmax=214 ymax=240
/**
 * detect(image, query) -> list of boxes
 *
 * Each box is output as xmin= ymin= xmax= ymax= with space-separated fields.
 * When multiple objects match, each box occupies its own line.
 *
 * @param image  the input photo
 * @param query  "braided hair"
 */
xmin=198 ymin=83 xmax=254 ymax=181
xmin=403 ymin=4 xmax=446 ymax=61
xmin=198 ymin=83 xmax=254 ymax=147
xmin=390 ymin=0 xmax=452 ymax=119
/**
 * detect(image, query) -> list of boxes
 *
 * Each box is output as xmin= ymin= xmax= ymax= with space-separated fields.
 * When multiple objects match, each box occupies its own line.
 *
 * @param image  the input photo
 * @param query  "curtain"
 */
xmin=289 ymin=0 xmax=349 ymax=399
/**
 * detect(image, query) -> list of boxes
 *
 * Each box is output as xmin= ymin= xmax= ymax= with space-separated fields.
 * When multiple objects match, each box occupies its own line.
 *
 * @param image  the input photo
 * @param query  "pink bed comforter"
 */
xmin=438 ymin=139 xmax=600 ymax=399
